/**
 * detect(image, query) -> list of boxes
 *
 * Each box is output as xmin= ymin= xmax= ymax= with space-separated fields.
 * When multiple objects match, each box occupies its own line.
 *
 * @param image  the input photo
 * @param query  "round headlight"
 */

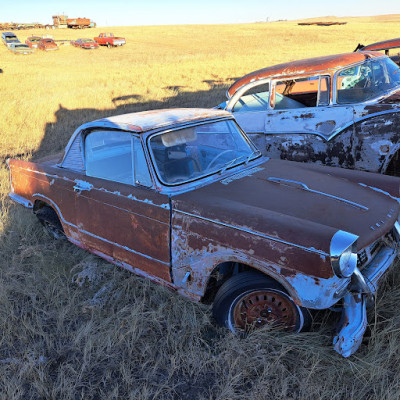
xmin=338 ymin=246 xmax=357 ymax=278
xmin=330 ymin=230 xmax=358 ymax=278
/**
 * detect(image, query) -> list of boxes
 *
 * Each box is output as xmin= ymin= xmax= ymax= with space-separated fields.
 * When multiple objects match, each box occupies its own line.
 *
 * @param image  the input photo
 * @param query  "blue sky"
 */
xmin=1 ymin=0 xmax=400 ymax=26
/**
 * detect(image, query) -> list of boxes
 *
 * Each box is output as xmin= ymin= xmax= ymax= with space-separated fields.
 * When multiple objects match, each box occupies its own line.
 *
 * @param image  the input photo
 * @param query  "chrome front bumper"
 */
xmin=333 ymin=244 xmax=398 ymax=357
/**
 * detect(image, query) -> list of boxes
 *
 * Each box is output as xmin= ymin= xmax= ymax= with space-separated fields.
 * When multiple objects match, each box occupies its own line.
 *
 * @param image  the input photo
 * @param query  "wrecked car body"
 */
xmin=7 ymin=108 xmax=400 ymax=357
xmin=219 ymin=52 xmax=400 ymax=175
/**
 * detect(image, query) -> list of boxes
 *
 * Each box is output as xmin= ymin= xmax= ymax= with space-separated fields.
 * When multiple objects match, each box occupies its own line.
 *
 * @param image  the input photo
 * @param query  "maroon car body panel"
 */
xmin=7 ymin=108 xmax=400 ymax=357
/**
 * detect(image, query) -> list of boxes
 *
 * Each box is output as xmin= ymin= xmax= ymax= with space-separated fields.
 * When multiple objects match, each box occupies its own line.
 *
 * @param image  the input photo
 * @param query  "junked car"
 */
xmin=25 ymin=36 xmax=42 ymax=49
xmin=9 ymin=43 xmax=34 ymax=55
xmin=37 ymin=38 xmax=59 ymax=51
xmin=218 ymin=52 xmax=400 ymax=175
xmin=7 ymin=108 xmax=400 ymax=357
xmin=1 ymin=32 xmax=20 ymax=47
xmin=94 ymin=32 xmax=126 ymax=48
xmin=355 ymin=37 xmax=400 ymax=66
xmin=70 ymin=38 xmax=99 ymax=49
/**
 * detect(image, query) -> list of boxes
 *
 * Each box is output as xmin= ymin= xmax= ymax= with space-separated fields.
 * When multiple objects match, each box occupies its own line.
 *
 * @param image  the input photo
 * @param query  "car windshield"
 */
xmin=337 ymin=57 xmax=400 ymax=104
xmin=30 ymin=38 xmax=40 ymax=42
xmin=149 ymin=119 xmax=260 ymax=185
xmin=82 ymin=39 xmax=94 ymax=43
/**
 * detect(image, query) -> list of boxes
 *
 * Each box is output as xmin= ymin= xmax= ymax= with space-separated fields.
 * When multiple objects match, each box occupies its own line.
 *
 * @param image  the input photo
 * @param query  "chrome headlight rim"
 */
xmin=330 ymin=230 xmax=358 ymax=278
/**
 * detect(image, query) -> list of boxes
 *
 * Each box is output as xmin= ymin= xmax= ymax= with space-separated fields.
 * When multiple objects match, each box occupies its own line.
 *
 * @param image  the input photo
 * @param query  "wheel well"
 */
xmin=33 ymin=200 xmax=47 ymax=213
xmin=201 ymin=262 xmax=285 ymax=305
xmin=33 ymin=201 xmax=63 ymax=227
xmin=384 ymin=149 xmax=400 ymax=176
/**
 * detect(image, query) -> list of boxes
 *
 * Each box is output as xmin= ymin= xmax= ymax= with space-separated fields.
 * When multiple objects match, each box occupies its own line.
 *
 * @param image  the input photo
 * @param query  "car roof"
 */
xmin=359 ymin=38 xmax=400 ymax=52
xmin=81 ymin=108 xmax=232 ymax=134
xmin=227 ymin=51 xmax=386 ymax=98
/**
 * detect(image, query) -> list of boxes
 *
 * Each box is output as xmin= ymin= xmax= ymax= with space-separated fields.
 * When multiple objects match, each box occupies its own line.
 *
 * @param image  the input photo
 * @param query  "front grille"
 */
xmin=357 ymin=239 xmax=382 ymax=269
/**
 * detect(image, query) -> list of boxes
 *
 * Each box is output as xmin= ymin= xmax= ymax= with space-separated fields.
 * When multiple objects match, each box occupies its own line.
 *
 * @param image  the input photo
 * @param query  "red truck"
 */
xmin=94 ymin=33 xmax=126 ymax=48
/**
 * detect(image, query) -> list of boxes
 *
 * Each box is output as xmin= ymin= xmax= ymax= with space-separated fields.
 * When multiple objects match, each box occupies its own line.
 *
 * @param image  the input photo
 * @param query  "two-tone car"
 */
xmin=218 ymin=52 xmax=400 ymax=175
xmin=7 ymin=108 xmax=400 ymax=357
xmin=94 ymin=33 xmax=125 ymax=48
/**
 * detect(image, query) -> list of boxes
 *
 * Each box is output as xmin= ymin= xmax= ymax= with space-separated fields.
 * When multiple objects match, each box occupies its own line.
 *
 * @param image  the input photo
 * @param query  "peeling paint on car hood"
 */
xmin=172 ymin=159 xmax=399 ymax=254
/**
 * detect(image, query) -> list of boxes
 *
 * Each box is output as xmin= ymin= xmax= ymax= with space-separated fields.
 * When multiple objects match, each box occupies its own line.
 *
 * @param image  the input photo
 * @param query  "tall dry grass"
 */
xmin=1 ymin=18 xmax=400 ymax=399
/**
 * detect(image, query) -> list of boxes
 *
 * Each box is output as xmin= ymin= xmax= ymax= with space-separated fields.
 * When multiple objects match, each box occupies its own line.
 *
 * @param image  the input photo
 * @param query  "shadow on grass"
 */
xmin=32 ymin=80 xmax=232 ymax=160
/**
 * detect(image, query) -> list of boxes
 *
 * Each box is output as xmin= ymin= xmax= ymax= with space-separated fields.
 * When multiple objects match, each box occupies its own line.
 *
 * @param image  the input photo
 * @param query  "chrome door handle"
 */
xmin=73 ymin=180 xmax=93 ymax=194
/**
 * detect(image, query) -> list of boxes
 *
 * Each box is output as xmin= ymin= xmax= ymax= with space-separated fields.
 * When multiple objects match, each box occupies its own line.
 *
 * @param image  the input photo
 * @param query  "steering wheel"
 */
xmin=206 ymin=150 xmax=235 ymax=170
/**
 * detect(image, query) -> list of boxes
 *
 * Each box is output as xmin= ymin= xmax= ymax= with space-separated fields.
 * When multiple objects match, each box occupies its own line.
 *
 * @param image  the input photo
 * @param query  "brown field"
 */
xmin=2 ymin=16 xmax=400 ymax=399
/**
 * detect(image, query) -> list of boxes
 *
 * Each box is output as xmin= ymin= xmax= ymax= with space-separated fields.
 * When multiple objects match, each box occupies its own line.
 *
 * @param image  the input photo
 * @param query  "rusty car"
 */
xmin=218 ymin=52 xmax=400 ymax=175
xmin=355 ymin=37 xmax=400 ymax=66
xmin=7 ymin=108 xmax=400 ymax=357
xmin=9 ymin=43 xmax=34 ymax=55
xmin=37 ymin=38 xmax=59 ymax=51
xmin=25 ymin=36 xmax=42 ymax=48
xmin=70 ymin=38 xmax=99 ymax=49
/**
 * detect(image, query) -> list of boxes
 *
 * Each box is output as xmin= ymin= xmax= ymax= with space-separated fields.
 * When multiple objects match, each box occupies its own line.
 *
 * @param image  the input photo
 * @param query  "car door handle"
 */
xmin=73 ymin=180 xmax=93 ymax=194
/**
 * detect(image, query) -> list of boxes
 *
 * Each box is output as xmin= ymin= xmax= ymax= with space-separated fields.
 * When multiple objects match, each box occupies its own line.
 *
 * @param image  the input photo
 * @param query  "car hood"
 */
xmin=172 ymin=159 xmax=399 ymax=255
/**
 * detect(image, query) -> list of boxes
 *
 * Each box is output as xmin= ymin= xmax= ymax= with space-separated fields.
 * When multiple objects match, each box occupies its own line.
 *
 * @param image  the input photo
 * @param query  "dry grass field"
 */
xmin=2 ymin=16 xmax=400 ymax=399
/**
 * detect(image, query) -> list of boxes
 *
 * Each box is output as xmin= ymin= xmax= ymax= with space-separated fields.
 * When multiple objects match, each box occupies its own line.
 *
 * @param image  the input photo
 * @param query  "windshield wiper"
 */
xmin=245 ymin=149 xmax=261 ymax=163
xmin=218 ymin=155 xmax=248 ymax=174
xmin=218 ymin=151 xmax=261 ymax=175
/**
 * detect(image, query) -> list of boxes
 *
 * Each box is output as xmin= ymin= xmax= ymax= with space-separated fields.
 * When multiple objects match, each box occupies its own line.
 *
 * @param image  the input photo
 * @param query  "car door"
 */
xmin=230 ymin=76 xmax=356 ymax=167
xmin=74 ymin=130 xmax=172 ymax=282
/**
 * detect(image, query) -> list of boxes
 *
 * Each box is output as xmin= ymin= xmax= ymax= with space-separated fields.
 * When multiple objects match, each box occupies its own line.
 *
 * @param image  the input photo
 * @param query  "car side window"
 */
xmin=133 ymin=136 xmax=152 ymax=187
xmin=273 ymin=76 xmax=330 ymax=109
xmin=336 ymin=58 xmax=400 ymax=104
xmin=85 ymin=130 xmax=134 ymax=185
xmin=232 ymin=83 xmax=270 ymax=113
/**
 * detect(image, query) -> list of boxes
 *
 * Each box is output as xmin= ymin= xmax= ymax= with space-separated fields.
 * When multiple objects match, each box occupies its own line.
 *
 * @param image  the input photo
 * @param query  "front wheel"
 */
xmin=107 ymin=42 xmax=112 ymax=48
xmin=212 ymin=271 xmax=309 ymax=334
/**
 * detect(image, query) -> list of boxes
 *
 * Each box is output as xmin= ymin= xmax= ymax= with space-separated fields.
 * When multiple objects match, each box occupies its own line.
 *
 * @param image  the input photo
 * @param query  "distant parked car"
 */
xmin=37 ymin=38 xmax=59 ymax=51
xmin=9 ymin=43 xmax=34 ymax=55
xmin=355 ymin=37 xmax=400 ymax=66
xmin=217 ymin=51 xmax=400 ymax=175
xmin=1 ymin=32 xmax=20 ymax=47
xmin=25 ymin=36 xmax=42 ymax=49
xmin=70 ymin=38 xmax=99 ymax=49
xmin=7 ymin=108 xmax=400 ymax=357
xmin=94 ymin=32 xmax=125 ymax=48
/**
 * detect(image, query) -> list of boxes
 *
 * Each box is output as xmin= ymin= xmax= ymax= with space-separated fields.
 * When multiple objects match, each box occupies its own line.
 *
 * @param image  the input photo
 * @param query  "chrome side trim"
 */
xmin=8 ymin=193 xmax=33 ymax=208
xmin=175 ymin=209 xmax=329 ymax=257
xmin=267 ymin=177 xmax=368 ymax=210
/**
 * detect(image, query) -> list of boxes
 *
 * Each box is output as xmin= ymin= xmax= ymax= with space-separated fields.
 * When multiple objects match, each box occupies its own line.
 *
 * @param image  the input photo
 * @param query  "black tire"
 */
xmin=35 ymin=206 xmax=65 ymax=240
xmin=107 ymin=42 xmax=112 ymax=48
xmin=212 ymin=271 xmax=310 ymax=334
